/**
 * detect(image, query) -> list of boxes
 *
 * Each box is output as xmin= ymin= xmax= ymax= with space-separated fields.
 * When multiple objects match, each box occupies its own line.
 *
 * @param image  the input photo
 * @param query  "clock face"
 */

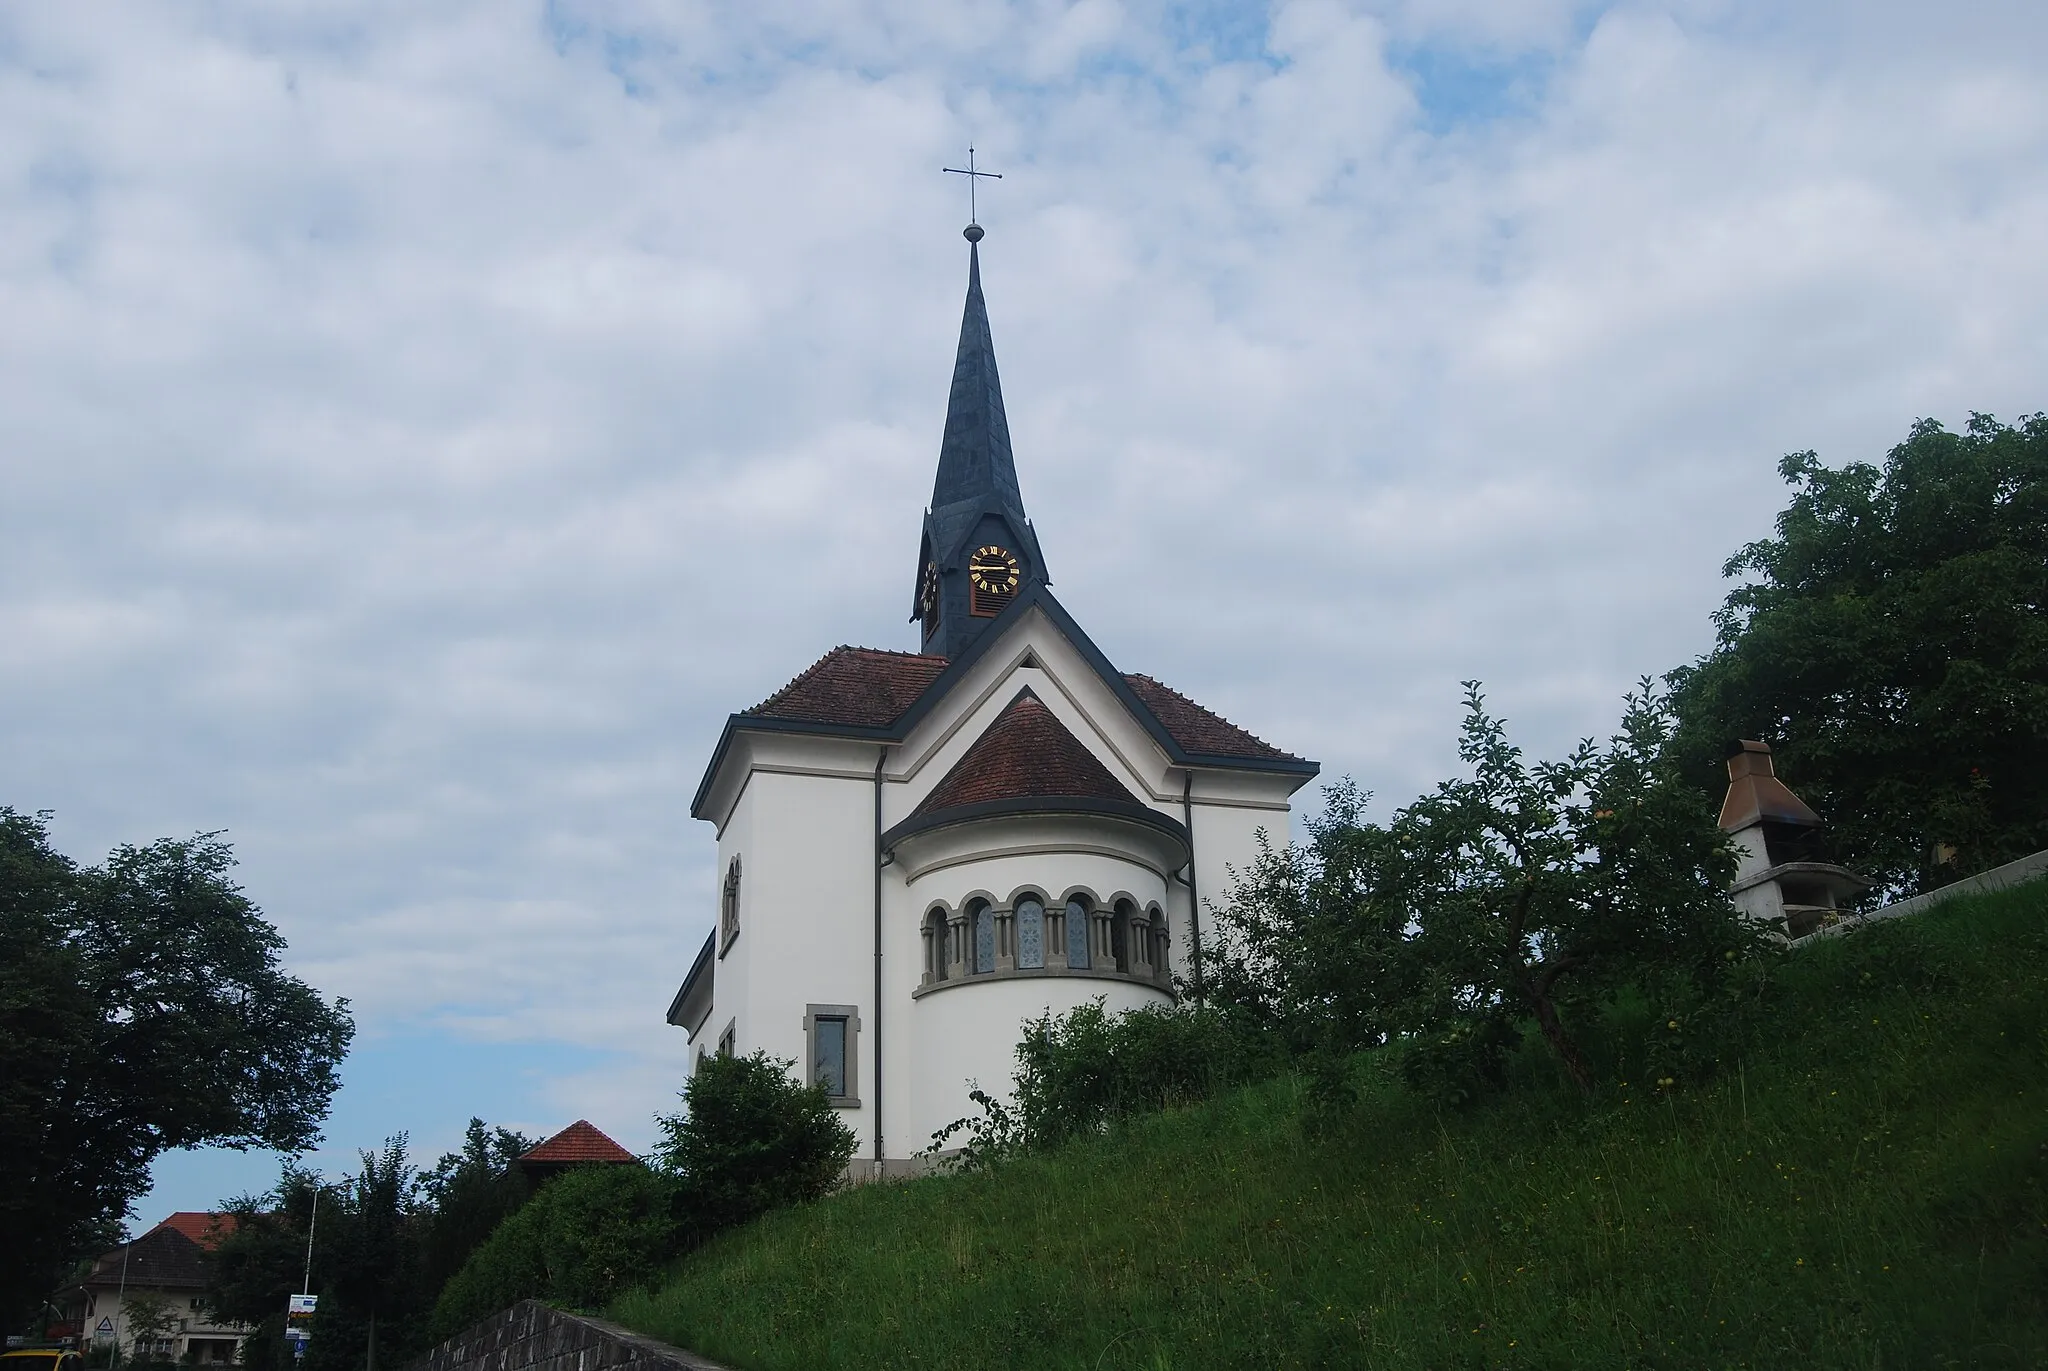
xmin=918 ymin=561 xmax=939 ymax=618
xmin=968 ymin=545 xmax=1021 ymax=594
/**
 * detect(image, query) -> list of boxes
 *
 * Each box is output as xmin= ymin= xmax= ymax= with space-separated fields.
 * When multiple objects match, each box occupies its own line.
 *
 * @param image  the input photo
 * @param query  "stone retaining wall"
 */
xmin=410 ymin=1301 xmax=730 ymax=1371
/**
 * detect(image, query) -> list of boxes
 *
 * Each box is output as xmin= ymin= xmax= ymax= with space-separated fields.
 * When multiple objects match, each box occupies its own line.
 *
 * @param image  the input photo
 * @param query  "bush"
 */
xmin=930 ymin=1000 xmax=1283 ymax=1163
xmin=655 ymin=1051 xmax=856 ymax=1239
xmin=430 ymin=1164 xmax=678 ymax=1338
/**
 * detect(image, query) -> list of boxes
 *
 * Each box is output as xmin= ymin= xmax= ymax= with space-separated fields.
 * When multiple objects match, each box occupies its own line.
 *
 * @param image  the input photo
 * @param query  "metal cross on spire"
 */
xmin=943 ymin=146 xmax=1002 ymax=237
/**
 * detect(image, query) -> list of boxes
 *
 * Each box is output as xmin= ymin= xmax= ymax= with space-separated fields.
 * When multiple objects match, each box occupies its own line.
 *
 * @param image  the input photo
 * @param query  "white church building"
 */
xmin=666 ymin=224 xmax=1319 ymax=1175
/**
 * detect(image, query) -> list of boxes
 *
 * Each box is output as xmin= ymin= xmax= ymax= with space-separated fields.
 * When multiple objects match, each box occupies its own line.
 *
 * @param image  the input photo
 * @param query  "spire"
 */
xmin=931 ymin=239 xmax=1023 ymax=516
xmin=912 ymin=226 xmax=1048 ymax=658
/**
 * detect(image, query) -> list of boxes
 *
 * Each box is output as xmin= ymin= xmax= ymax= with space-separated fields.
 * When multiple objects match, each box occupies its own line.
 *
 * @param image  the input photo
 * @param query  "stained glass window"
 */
xmin=973 ymin=901 xmax=995 ymax=973
xmin=1016 ymin=898 xmax=1044 ymax=969
xmin=1065 ymin=897 xmax=1090 ymax=968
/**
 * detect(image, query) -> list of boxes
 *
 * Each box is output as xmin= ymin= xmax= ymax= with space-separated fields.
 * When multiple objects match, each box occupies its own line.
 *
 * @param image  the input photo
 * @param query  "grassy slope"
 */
xmin=613 ymin=885 xmax=2048 ymax=1369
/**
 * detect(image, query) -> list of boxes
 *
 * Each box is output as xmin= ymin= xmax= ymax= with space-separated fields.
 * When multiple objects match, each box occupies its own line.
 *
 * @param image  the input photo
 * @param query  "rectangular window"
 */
xmin=717 ymin=1020 xmax=736 ymax=1058
xmin=816 ymin=1018 xmax=846 ymax=1095
xmin=802 ymin=1004 xmax=861 ymax=1106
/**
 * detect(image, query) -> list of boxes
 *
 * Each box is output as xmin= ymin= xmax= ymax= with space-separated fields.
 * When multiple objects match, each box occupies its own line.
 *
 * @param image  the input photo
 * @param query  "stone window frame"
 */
xmin=716 ymin=1018 xmax=736 ymax=1058
xmin=719 ymin=855 xmax=742 ymax=956
xmin=803 ymin=1003 xmax=862 ymax=1108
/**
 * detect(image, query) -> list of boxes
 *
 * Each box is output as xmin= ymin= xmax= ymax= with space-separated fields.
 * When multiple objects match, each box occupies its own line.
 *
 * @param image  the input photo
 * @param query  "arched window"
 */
xmin=1065 ymin=896 xmax=1090 ymax=969
xmin=922 ymin=908 xmax=950 ymax=984
xmin=719 ymin=856 xmax=742 ymax=954
xmin=1112 ymin=900 xmax=1135 ymax=973
xmin=1015 ymin=896 xmax=1045 ymax=969
xmin=971 ymin=899 xmax=995 ymax=974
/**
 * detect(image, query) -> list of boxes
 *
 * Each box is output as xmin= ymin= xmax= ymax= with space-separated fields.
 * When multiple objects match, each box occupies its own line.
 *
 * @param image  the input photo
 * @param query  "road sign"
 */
xmin=95 ymin=1320 xmax=114 ymax=1335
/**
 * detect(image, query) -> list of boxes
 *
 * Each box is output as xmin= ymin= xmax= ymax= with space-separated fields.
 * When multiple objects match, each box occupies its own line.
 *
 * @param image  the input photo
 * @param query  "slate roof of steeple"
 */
xmin=918 ymin=240 xmax=1047 ymax=591
xmin=932 ymin=243 xmax=1021 ymax=519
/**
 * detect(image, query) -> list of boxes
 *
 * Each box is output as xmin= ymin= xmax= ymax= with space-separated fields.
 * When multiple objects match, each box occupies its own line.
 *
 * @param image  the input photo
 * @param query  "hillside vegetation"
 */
xmin=611 ymin=882 xmax=2048 ymax=1370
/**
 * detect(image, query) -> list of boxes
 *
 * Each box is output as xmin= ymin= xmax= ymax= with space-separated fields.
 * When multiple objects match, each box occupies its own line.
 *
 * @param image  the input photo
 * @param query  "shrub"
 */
xmin=655 ymin=1051 xmax=857 ymax=1239
xmin=430 ymin=1164 xmax=678 ymax=1337
xmin=930 ymin=1001 xmax=1283 ymax=1163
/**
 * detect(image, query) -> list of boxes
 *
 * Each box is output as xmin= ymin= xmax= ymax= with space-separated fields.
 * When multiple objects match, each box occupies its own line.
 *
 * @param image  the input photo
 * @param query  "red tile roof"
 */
xmin=518 ymin=1120 xmax=637 ymax=1165
xmin=748 ymin=647 xmax=950 ymax=727
xmin=916 ymin=692 xmax=1139 ymax=814
xmin=1123 ymin=674 xmax=1298 ymax=762
xmin=740 ymin=646 xmax=1298 ymax=766
xmin=150 ymin=1212 xmax=237 ymax=1249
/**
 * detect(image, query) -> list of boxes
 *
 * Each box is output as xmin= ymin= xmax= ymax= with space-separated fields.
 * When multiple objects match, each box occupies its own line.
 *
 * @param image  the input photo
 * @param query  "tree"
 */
xmin=120 ymin=1294 xmax=179 ymax=1368
xmin=416 ymin=1121 xmax=532 ymax=1298
xmin=429 ymin=1164 xmax=678 ymax=1338
xmin=654 ymin=1051 xmax=856 ymax=1239
xmin=302 ymin=1139 xmax=427 ymax=1371
xmin=205 ymin=1168 xmax=321 ymax=1371
xmin=1669 ymin=412 xmax=2048 ymax=895
xmin=209 ymin=1124 xmax=529 ymax=1371
xmin=0 ymin=810 xmax=354 ymax=1332
xmin=1190 ymin=779 xmax=1418 ymax=1063
xmin=1202 ymin=683 xmax=1761 ymax=1095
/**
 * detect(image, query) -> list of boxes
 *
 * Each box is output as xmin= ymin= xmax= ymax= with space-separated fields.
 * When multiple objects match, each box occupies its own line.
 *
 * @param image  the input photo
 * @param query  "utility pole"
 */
xmin=111 ymin=1237 xmax=131 ymax=1369
xmin=302 ymin=1184 xmax=320 ymax=1295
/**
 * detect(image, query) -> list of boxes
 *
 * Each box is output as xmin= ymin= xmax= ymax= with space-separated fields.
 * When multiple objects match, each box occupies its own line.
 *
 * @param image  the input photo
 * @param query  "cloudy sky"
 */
xmin=4 ymin=0 xmax=2043 ymax=1221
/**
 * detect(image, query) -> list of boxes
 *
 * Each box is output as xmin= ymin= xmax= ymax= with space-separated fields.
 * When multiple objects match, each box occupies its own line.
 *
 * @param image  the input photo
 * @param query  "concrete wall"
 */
xmin=1807 ymin=847 xmax=2048 ymax=941
xmin=410 ymin=1301 xmax=731 ymax=1371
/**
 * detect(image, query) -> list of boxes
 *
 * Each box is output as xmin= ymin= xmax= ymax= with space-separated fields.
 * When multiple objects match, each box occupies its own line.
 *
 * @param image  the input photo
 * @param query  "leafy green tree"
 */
xmin=120 ymin=1293 xmax=179 ymax=1369
xmin=0 ymin=810 xmax=354 ymax=1332
xmin=209 ymin=1124 xmax=530 ymax=1369
xmin=416 ymin=1121 xmax=532 ymax=1298
xmin=655 ymin=1052 xmax=856 ymax=1239
xmin=302 ymin=1139 xmax=426 ymax=1371
xmin=205 ymin=1167 xmax=321 ymax=1371
xmin=1203 ymin=684 xmax=1760 ymax=1095
xmin=1669 ymin=412 xmax=2048 ymax=894
xmin=1190 ymin=778 xmax=1418 ymax=1063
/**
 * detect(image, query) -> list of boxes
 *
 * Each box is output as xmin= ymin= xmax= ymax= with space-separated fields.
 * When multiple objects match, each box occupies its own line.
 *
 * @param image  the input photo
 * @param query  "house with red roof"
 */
xmin=667 ymin=221 xmax=1318 ymax=1177
xmin=58 ymin=1217 xmax=248 ymax=1364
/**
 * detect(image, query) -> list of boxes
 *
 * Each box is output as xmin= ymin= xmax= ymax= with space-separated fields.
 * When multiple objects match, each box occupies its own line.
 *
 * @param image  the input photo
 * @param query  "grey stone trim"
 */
xmin=408 ymin=1299 xmax=732 ymax=1371
xmin=802 ymin=1004 xmax=861 ymax=1107
xmin=910 ymin=963 xmax=1176 ymax=1000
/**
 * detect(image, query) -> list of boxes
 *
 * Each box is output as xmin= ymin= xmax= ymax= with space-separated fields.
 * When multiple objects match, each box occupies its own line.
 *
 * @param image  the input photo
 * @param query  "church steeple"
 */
xmin=912 ymin=226 xmax=1047 ymax=658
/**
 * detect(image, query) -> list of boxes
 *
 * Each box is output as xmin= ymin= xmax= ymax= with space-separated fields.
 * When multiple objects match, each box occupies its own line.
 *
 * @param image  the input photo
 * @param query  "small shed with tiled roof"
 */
xmin=516 ymin=1120 xmax=639 ymax=1183
xmin=667 ymin=224 xmax=1317 ymax=1178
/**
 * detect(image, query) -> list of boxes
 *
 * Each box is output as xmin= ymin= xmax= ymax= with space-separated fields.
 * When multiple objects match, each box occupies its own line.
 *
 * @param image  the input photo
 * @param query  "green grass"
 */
xmin=611 ymin=884 xmax=2048 ymax=1369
